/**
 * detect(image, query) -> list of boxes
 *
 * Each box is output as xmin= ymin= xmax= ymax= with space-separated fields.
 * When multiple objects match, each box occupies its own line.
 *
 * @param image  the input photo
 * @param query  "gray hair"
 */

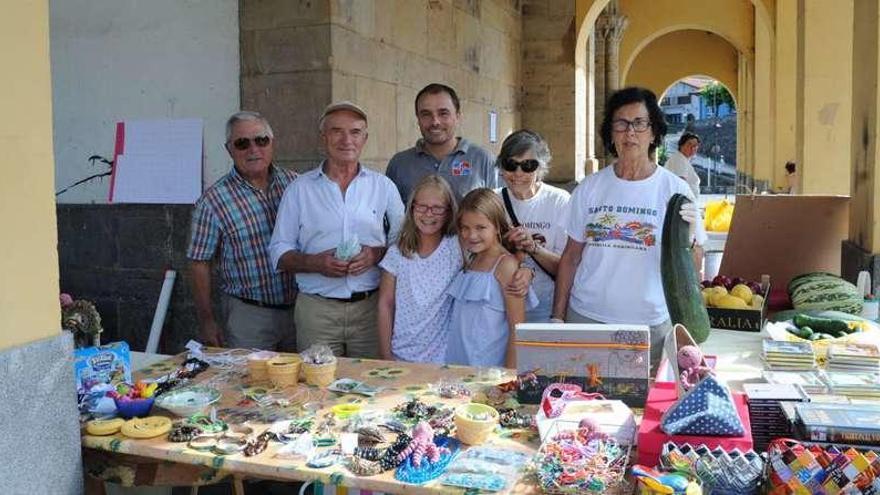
xmin=225 ymin=111 xmax=274 ymax=143
xmin=496 ymin=129 xmax=552 ymax=180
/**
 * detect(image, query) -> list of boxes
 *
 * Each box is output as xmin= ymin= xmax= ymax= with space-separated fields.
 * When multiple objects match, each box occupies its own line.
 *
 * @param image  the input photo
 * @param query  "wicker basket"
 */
xmin=302 ymin=359 xmax=337 ymax=387
xmin=246 ymin=351 xmax=278 ymax=381
xmin=266 ymin=355 xmax=301 ymax=387
xmin=454 ymin=403 xmax=499 ymax=445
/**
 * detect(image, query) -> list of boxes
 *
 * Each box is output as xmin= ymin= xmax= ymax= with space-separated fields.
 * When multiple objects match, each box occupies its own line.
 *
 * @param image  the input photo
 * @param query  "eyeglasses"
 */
xmin=231 ymin=135 xmax=271 ymax=151
xmin=501 ymin=158 xmax=541 ymax=173
xmin=412 ymin=203 xmax=449 ymax=215
xmin=611 ymin=118 xmax=651 ymax=133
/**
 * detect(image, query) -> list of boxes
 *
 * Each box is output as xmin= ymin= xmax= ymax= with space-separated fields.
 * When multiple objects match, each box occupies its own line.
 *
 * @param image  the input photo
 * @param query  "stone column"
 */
xmin=594 ymin=1 xmax=628 ymax=167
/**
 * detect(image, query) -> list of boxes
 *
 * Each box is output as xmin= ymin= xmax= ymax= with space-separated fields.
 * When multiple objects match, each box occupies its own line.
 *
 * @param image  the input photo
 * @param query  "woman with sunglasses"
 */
xmin=495 ymin=129 xmax=571 ymax=322
xmin=552 ymin=87 xmax=705 ymax=371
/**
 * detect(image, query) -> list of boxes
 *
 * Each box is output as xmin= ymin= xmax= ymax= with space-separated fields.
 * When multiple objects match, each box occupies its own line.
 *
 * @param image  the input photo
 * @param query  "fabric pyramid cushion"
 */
xmin=660 ymin=375 xmax=745 ymax=436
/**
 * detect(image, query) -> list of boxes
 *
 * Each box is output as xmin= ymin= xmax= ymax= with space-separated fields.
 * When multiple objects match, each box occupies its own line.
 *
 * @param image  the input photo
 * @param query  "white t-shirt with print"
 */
xmin=566 ymin=165 xmax=696 ymax=326
xmin=379 ymin=235 xmax=462 ymax=363
xmin=496 ymin=184 xmax=571 ymax=322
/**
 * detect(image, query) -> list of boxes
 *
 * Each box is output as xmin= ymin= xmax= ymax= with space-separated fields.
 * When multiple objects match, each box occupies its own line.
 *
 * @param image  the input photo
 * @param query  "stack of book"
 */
xmin=744 ymin=382 xmax=810 ymax=451
xmin=826 ymin=342 xmax=880 ymax=373
xmin=796 ymin=402 xmax=880 ymax=446
xmin=762 ymin=339 xmax=817 ymax=371
xmin=823 ymin=371 xmax=880 ymax=399
xmin=763 ymin=370 xmax=828 ymax=394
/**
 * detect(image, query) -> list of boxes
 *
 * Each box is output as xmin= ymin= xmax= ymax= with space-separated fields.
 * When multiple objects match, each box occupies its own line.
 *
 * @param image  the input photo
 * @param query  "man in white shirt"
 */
xmin=665 ymin=132 xmax=701 ymax=197
xmin=269 ymin=101 xmax=405 ymax=358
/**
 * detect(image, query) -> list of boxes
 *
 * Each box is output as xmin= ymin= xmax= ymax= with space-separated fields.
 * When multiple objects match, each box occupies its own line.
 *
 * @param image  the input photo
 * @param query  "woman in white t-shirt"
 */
xmin=494 ymin=129 xmax=570 ymax=322
xmin=552 ymin=87 xmax=705 ymax=370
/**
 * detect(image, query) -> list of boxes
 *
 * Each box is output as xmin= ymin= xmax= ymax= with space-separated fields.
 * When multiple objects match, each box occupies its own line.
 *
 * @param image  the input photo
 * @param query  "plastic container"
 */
xmin=454 ymin=403 xmax=499 ymax=445
xmin=302 ymin=360 xmax=337 ymax=387
xmin=155 ymin=386 xmax=221 ymax=417
xmin=266 ymin=355 xmax=302 ymax=387
xmin=114 ymin=397 xmax=155 ymax=419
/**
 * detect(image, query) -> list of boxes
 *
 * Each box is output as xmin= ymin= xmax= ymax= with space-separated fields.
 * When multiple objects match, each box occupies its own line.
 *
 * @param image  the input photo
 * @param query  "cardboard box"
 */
xmin=720 ymin=195 xmax=849 ymax=291
xmin=636 ymin=381 xmax=753 ymax=466
xmin=515 ymin=323 xmax=651 ymax=407
xmin=706 ymin=285 xmax=770 ymax=332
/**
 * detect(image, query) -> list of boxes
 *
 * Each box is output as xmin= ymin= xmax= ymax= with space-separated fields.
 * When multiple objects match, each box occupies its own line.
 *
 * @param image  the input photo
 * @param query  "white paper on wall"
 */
xmin=110 ymin=118 xmax=203 ymax=204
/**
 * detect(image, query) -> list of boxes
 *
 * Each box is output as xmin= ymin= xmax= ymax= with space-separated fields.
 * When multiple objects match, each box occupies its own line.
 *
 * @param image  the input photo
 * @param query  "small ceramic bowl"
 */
xmin=114 ymin=397 xmax=155 ymax=419
xmin=155 ymin=386 xmax=221 ymax=418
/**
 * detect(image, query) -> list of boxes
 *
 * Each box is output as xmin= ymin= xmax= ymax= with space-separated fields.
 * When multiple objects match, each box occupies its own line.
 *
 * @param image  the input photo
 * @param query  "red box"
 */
xmin=636 ymin=381 xmax=752 ymax=466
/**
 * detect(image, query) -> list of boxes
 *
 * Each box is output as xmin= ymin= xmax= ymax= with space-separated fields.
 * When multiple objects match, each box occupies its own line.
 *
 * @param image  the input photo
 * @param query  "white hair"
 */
xmin=225 ymin=111 xmax=274 ymax=142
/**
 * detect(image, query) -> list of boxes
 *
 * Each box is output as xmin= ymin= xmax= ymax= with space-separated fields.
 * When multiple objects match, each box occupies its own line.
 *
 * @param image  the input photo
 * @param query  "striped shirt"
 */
xmin=187 ymin=165 xmax=297 ymax=304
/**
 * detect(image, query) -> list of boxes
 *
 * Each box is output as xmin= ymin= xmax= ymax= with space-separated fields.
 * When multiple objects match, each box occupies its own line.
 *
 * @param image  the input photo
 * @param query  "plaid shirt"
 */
xmin=187 ymin=165 xmax=297 ymax=304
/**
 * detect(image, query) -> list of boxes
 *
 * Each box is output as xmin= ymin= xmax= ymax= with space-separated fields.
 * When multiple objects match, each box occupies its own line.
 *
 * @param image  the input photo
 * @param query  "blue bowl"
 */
xmin=114 ymin=397 xmax=155 ymax=419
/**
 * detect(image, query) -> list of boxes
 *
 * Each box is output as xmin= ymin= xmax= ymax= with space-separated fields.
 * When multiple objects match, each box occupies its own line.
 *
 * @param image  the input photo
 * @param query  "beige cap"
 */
xmin=320 ymin=100 xmax=368 ymax=124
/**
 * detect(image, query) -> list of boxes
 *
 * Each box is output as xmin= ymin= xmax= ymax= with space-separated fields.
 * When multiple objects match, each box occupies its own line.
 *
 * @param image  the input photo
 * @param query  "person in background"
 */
xmin=494 ymin=129 xmax=570 ymax=322
xmin=665 ymin=131 xmax=701 ymax=197
xmin=784 ymin=161 xmax=799 ymax=194
xmin=386 ymin=83 xmax=498 ymax=203
xmin=270 ymin=101 xmax=404 ymax=358
xmin=446 ymin=189 xmax=537 ymax=368
xmin=552 ymin=87 xmax=706 ymax=370
xmin=187 ymin=111 xmax=298 ymax=350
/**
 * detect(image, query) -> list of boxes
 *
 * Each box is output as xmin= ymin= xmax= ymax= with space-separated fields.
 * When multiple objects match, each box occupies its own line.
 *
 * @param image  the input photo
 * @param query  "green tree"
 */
xmin=699 ymin=83 xmax=736 ymax=116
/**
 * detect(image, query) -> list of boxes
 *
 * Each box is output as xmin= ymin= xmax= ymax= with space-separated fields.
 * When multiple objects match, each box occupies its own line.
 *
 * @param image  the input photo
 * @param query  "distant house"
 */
xmin=660 ymin=80 xmax=701 ymax=124
xmin=661 ymin=77 xmax=734 ymax=124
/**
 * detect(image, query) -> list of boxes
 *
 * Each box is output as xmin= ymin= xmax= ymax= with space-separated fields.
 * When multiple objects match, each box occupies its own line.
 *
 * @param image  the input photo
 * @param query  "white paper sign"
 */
xmin=111 ymin=118 xmax=203 ymax=204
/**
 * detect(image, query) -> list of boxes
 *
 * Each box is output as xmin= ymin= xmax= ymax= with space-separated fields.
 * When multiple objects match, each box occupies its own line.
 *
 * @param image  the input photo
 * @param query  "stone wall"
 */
xmin=521 ymin=0 xmax=577 ymax=182
xmin=240 ymin=0 xmax=522 ymax=173
xmin=57 ymin=205 xmax=203 ymax=354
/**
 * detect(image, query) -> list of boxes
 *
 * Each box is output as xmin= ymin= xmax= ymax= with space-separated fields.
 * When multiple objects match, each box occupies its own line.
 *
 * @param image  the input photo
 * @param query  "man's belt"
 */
xmin=320 ymin=289 xmax=377 ymax=303
xmin=235 ymin=296 xmax=293 ymax=310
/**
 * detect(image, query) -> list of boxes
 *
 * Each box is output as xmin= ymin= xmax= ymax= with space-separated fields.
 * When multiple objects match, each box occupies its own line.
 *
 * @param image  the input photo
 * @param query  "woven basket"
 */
xmin=266 ymin=355 xmax=301 ymax=387
xmin=246 ymin=351 xmax=278 ymax=381
xmin=454 ymin=403 xmax=499 ymax=445
xmin=302 ymin=359 xmax=337 ymax=387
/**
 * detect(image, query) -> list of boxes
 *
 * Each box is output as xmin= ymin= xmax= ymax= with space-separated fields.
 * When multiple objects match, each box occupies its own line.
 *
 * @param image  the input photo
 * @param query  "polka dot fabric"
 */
xmin=660 ymin=376 xmax=745 ymax=436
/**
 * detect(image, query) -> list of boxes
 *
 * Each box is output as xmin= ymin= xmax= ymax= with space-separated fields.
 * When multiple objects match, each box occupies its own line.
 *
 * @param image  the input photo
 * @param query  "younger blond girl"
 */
xmin=445 ymin=188 xmax=537 ymax=368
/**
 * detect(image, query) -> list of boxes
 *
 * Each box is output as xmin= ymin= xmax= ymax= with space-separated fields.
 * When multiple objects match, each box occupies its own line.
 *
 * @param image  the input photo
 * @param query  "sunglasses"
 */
xmin=231 ymin=135 xmax=271 ymax=151
xmin=501 ymin=158 xmax=540 ymax=173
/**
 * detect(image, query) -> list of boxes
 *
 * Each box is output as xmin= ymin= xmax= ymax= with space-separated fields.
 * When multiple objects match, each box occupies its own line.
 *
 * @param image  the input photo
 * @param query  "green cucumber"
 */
xmin=793 ymin=313 xmax=850 ymax=335
xmin=661 ymin=194 xmax=711 ymax=343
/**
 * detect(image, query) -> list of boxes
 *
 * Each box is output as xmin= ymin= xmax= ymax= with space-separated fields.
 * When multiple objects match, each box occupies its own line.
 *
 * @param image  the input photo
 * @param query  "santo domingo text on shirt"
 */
xmin=587 ymin=204 xmax=659 ymax=217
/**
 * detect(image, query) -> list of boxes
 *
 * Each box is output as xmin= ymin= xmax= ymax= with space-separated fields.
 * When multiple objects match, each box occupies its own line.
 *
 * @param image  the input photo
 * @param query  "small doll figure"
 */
xmin=678 ymin=345 xmax=713 ymax=391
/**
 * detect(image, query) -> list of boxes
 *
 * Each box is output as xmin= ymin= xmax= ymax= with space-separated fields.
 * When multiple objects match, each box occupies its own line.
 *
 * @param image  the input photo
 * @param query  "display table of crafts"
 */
xmin=82 ymin=351 xmax=557 ymax=495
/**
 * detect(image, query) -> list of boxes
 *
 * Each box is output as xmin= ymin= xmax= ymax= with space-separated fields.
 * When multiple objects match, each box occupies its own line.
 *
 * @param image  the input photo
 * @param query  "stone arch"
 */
xmin=625 ymin=30 xmax=739 ymax=98
xmin=574 ymin=0 xmax=772 ymax=179
xmin=621 ymin=26 xmax=745 ymax=88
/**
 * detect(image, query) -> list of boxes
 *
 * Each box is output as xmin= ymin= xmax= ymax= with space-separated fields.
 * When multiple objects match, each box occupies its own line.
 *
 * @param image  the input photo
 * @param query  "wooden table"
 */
xmin=82 ymin=352 xmax=546 ymax=494
xmin=83 ymin=330 xmax=767 ymax=494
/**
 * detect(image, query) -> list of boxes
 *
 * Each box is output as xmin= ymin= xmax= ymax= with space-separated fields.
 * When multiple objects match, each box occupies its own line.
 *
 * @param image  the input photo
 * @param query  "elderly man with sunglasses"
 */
xmin=270 ymin=101 xmax=405 ymax=358
xmin=187 ymin=111 xmax=298 ymax=351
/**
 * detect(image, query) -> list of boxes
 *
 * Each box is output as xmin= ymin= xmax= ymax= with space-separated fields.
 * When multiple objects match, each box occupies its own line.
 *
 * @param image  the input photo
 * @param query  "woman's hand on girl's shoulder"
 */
xmin=497 ymin=255 xmax=532 ymax=298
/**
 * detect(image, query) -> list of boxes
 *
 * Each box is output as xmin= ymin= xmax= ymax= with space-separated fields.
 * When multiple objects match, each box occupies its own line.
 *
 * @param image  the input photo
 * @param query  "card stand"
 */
xmin=658 ymin=442 xmax=765 ymax=495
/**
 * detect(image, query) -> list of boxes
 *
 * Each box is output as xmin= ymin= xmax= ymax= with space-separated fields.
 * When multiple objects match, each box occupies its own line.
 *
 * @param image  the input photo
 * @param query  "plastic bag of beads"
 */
xmin=440 ymin=447 xmax=530 ymax=491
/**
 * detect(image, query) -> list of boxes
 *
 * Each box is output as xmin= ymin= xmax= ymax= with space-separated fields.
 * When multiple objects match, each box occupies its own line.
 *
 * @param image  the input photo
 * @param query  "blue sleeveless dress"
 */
xmin=445 ymin=255 xmax=538 ymax=367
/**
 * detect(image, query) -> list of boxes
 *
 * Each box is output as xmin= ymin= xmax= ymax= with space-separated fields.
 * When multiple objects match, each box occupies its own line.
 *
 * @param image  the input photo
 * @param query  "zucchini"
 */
xmin=661 ymin=194 xmax=711 ymax=343
xmin=793 ymin=313 xmax=849 ymax=334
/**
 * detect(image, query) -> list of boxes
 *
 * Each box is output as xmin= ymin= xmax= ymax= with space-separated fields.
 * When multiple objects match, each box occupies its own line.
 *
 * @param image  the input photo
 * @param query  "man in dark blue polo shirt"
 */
xmin=386 ymin=83 xmax=498 ymax=203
